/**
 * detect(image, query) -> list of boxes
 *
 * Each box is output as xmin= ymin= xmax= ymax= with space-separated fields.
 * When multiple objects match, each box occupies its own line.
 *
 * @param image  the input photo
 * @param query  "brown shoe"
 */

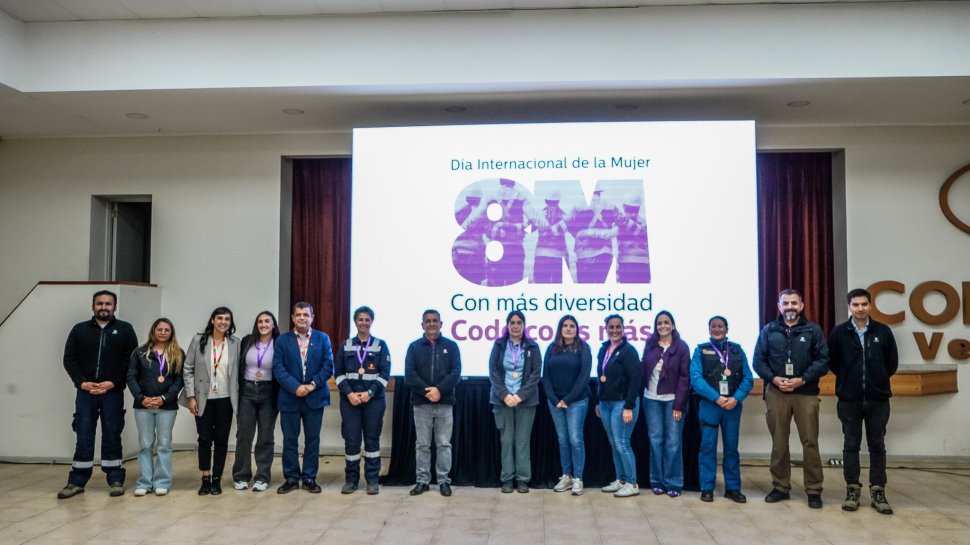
xmin=870 ymin=485 xmax=893 ymax=515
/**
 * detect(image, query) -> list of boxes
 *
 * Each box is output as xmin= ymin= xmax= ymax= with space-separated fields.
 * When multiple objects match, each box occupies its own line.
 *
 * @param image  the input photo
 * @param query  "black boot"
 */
xmin=210 ymin=476 xmax=223 ymax=495
xmin=198 ymin=475 xmax=212 ymax=496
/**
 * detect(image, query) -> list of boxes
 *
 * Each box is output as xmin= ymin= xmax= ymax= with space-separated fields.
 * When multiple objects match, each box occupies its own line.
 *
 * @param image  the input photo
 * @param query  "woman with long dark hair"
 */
xmin=335 ymin=306 xmax=391 ymax=495
xmin=541 ymin=314 xmax=592 ymax=495
xmin=127 ymin=318 xmax=184 ymax=496
xmin=596 ymin=314 xmax=643 ymax=498
xmin=641 ymin=310 xmax=691 ymax=497
xmin=489 ymin=310 xmax=542 ymax=493
xmin=181 ymin=307 xmax=240 ymax=496
xmin=231 ymin=311 xmax=280 ymax=492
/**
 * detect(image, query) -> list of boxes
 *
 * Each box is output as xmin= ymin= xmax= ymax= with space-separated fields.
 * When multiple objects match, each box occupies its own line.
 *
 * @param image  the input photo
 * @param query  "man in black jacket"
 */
xmin=58 ymin=290 xmax=139 ymax=499
xmin=828 ymin=288 xmax=898 ymax=515
xmin=404 ymin=309 xmax=461 ymax=497
xmin=753 ymin=289 xmax=829 ymax=509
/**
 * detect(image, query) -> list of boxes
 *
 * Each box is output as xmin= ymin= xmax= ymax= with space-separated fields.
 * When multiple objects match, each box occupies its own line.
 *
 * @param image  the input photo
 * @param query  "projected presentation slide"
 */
xmin=351 ymin=121 xmax=759 ymax=377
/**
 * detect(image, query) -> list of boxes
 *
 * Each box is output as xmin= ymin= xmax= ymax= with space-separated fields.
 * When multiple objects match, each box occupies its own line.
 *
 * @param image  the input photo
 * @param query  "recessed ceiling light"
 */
xmin=125 ymin=112 xmax=149 ymax=119
xmin=283 ymin=108 xmax=304 ymax=115
xmin=444 ymin=106 xmax=467 ymax=113
xmin=962 ymin=99 xmax=970 ymax=106
xmin=786 ymin=100 xmax=811 ymax=108
xmin=615 ymin=104 xmax=638 ymax=111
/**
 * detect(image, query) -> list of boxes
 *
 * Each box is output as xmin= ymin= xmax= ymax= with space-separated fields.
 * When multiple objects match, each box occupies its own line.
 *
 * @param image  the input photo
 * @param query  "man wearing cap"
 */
xmin=615 ymin=194 xmax=651 ymax=284
xmin=452 ymin=187 xmax=489 ymax=286
xmin=533 ymin=189 xmax=570 ymax=283
xmin=568 ymin=188 xmax=618 ymax=283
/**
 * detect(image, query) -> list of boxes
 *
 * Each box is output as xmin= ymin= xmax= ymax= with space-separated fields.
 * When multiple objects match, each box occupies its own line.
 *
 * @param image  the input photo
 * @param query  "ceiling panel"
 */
xmin=0 ymin=0 xmax=75 ymax=22
xmin=51 ymin=0 xmax=137 ymax=20
xmin=118 ymin=0 xmax=200 ymax=19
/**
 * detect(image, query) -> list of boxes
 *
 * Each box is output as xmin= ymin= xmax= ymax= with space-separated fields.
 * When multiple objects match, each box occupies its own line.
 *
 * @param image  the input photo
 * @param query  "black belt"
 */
xmin=243 ymin=380 xmax=272 ymax=385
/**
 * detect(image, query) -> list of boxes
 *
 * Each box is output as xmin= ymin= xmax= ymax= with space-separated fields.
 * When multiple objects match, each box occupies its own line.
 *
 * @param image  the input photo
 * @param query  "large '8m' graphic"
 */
xmin=452 ymin=178 xmax=651 ymax=287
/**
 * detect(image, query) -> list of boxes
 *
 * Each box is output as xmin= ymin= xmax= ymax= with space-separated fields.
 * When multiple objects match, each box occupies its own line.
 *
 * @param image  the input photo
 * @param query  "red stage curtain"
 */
xmin=757 ymin=152 xmax=836 ymax=334
xmin=289 ymin=158 xmax=352 ymax=346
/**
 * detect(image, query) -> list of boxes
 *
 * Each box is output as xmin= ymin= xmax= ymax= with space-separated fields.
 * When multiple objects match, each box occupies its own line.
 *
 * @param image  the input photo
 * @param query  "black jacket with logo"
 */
xmin=63 ymin=316 xmax=139 ymax=390
xmin=752 ymin=315 xmax=829 ymax=396
xmin=828 ymin=319 xmax=898 ymax=401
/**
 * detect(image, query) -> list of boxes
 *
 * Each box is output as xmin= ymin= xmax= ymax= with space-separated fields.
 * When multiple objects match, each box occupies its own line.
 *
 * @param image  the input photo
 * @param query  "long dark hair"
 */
xmin=239 ymin=310 xmax=280 ymax=361
xmin=499 ymin=310 xmax=527 ymax=343
xmin=645 ymin=309 xmax=681 ymax=349
xmin=199 ymin=306 xmax=235 ymax=353
xmin=250 ymin=311 xmax=280 ymax=342
xmin=552 ymin=314 xmax=584 ymax=354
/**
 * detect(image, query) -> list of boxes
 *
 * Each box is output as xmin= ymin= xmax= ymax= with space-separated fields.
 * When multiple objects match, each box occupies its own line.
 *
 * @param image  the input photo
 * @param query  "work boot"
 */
xmin=870 ymin=485 xmax=893 ymax=515
xmin=842 ymin=483 xmax=862 ymax=511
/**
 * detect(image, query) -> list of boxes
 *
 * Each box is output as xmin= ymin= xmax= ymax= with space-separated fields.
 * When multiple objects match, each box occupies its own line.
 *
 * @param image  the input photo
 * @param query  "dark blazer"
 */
xmin=488 ymin=336 xmax=542 ymax=406
xmin=641 ymin=331 xmax=692 ymax=413
xmin=238 ymin=333 xmax=281 ymax=407
xmin=273 ymin=328 xmax=333 ymax=411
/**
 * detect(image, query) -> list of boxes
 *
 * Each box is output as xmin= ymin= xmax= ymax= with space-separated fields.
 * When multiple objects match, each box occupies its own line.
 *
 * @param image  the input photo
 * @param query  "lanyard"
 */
xmin=256 ymin=340 xmax=272 ymax=369
xmin=211 ymin=338 xmax=226 ymax=375
xmin=710 ymin=339 xmax=730 ymax=369
xmin=155 ymin=350 xmax=166 ymax=375
xmin=297 ymin=330 xmax=311 ymax=364
xmin=509 ymin=341 xmax=522 ymax=371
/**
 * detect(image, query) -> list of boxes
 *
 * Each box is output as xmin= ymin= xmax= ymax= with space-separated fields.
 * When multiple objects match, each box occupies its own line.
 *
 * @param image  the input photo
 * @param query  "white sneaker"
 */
xmin=602 ymin=480 xmax=623 ymax=493
xmin=233 ymin=480 xmax=249 ymax=490
xmin=252 ymin=481 xmax=269 ymax=492
xmin=133 ymin=488 xmax=148 ymax=497
xmin=572 ymin=479 xmax=584 ymax=496
xmin=614 ymin=483 xmax=640 ymax=498
xmin=154 ymin=488 xmax=168 ymax=496
xmin=553 ymin=475 xmax=573 ymax=492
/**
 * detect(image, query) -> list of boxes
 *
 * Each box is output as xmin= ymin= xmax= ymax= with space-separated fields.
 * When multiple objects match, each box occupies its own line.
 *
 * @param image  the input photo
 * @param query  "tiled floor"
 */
xmin=1 ymin=453 xmax=969 ymax=545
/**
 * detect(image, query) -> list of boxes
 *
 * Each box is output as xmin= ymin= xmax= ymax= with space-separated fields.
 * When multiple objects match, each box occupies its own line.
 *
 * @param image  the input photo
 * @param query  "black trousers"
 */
xmin=837 ymin=399 xmax=890 ymax=486
xmin=196 ymin=397 xmax=233 ymax=477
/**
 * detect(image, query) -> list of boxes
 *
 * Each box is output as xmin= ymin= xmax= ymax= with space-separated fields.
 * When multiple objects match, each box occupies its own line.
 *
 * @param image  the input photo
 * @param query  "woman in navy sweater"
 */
xmin=541 ymin=315 xmax=592 ymax=495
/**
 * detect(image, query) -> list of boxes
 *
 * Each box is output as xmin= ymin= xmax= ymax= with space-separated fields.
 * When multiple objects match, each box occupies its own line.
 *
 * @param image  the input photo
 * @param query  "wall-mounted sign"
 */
xmin=940 ymin=163 xmax=970 ymax=235
xmin=868 ymin=280 xmax=969 ymax=361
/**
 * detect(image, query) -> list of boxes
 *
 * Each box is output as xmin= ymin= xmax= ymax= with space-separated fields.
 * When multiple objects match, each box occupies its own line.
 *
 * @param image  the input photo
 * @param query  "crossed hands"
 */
xmin=81 ymin=381 xmax=115 ymax=395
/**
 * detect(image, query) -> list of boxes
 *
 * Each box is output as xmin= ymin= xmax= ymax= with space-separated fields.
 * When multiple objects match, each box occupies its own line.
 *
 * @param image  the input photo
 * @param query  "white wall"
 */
xmin=1 ymin=125 xmax=968 ymax=459
xmin=11 ymin=2 xmax=970 ymax=93
xmin=0 ymin=284 xmax=159 ymax=461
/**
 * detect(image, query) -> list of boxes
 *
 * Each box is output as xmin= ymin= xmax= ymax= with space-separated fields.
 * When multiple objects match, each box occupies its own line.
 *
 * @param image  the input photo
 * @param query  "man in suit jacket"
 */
xmin=273 ymin=302 xmax=333 ymax=493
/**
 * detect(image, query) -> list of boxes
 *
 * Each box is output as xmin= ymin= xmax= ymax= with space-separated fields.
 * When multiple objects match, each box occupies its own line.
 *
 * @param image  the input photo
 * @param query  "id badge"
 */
xmin=719 ymin=381 xmax=730 ymax=395
xmin=785 ymin=363 xmax=794 ymax=376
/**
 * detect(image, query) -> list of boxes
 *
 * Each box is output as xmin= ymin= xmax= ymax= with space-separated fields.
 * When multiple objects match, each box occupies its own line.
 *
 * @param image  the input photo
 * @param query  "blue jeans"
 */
xmin=643 ymin=397 xmax=684 ymax=491
xmin=68 ymin=389 xmax=126 ymax=487
xmin=599 ymin=399 xmax=639 ymax=484
xmin=413 ymin=403 xmax=454 ymax=485
xmin=134 ymin=408 xmax=177 ymax=490
xmin=698 ymin=398 xmax=743 ymax=491
xmin=279 ymin=404 xmax=324 ymax=483
xmin=548 ymin=398 xmax=587 ymax=479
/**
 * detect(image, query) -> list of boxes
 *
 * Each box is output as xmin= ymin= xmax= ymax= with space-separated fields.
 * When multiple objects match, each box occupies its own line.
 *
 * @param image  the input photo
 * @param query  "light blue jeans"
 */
xmin=599 ymin=399 xmax=639 ymax=484
xmin=548 ymin=398 xmax=588 ymax=479
xmin=133 ymin=408 xmax=177 ymax=490
xmin=643 ymin=397 xmax=684 ymax=491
